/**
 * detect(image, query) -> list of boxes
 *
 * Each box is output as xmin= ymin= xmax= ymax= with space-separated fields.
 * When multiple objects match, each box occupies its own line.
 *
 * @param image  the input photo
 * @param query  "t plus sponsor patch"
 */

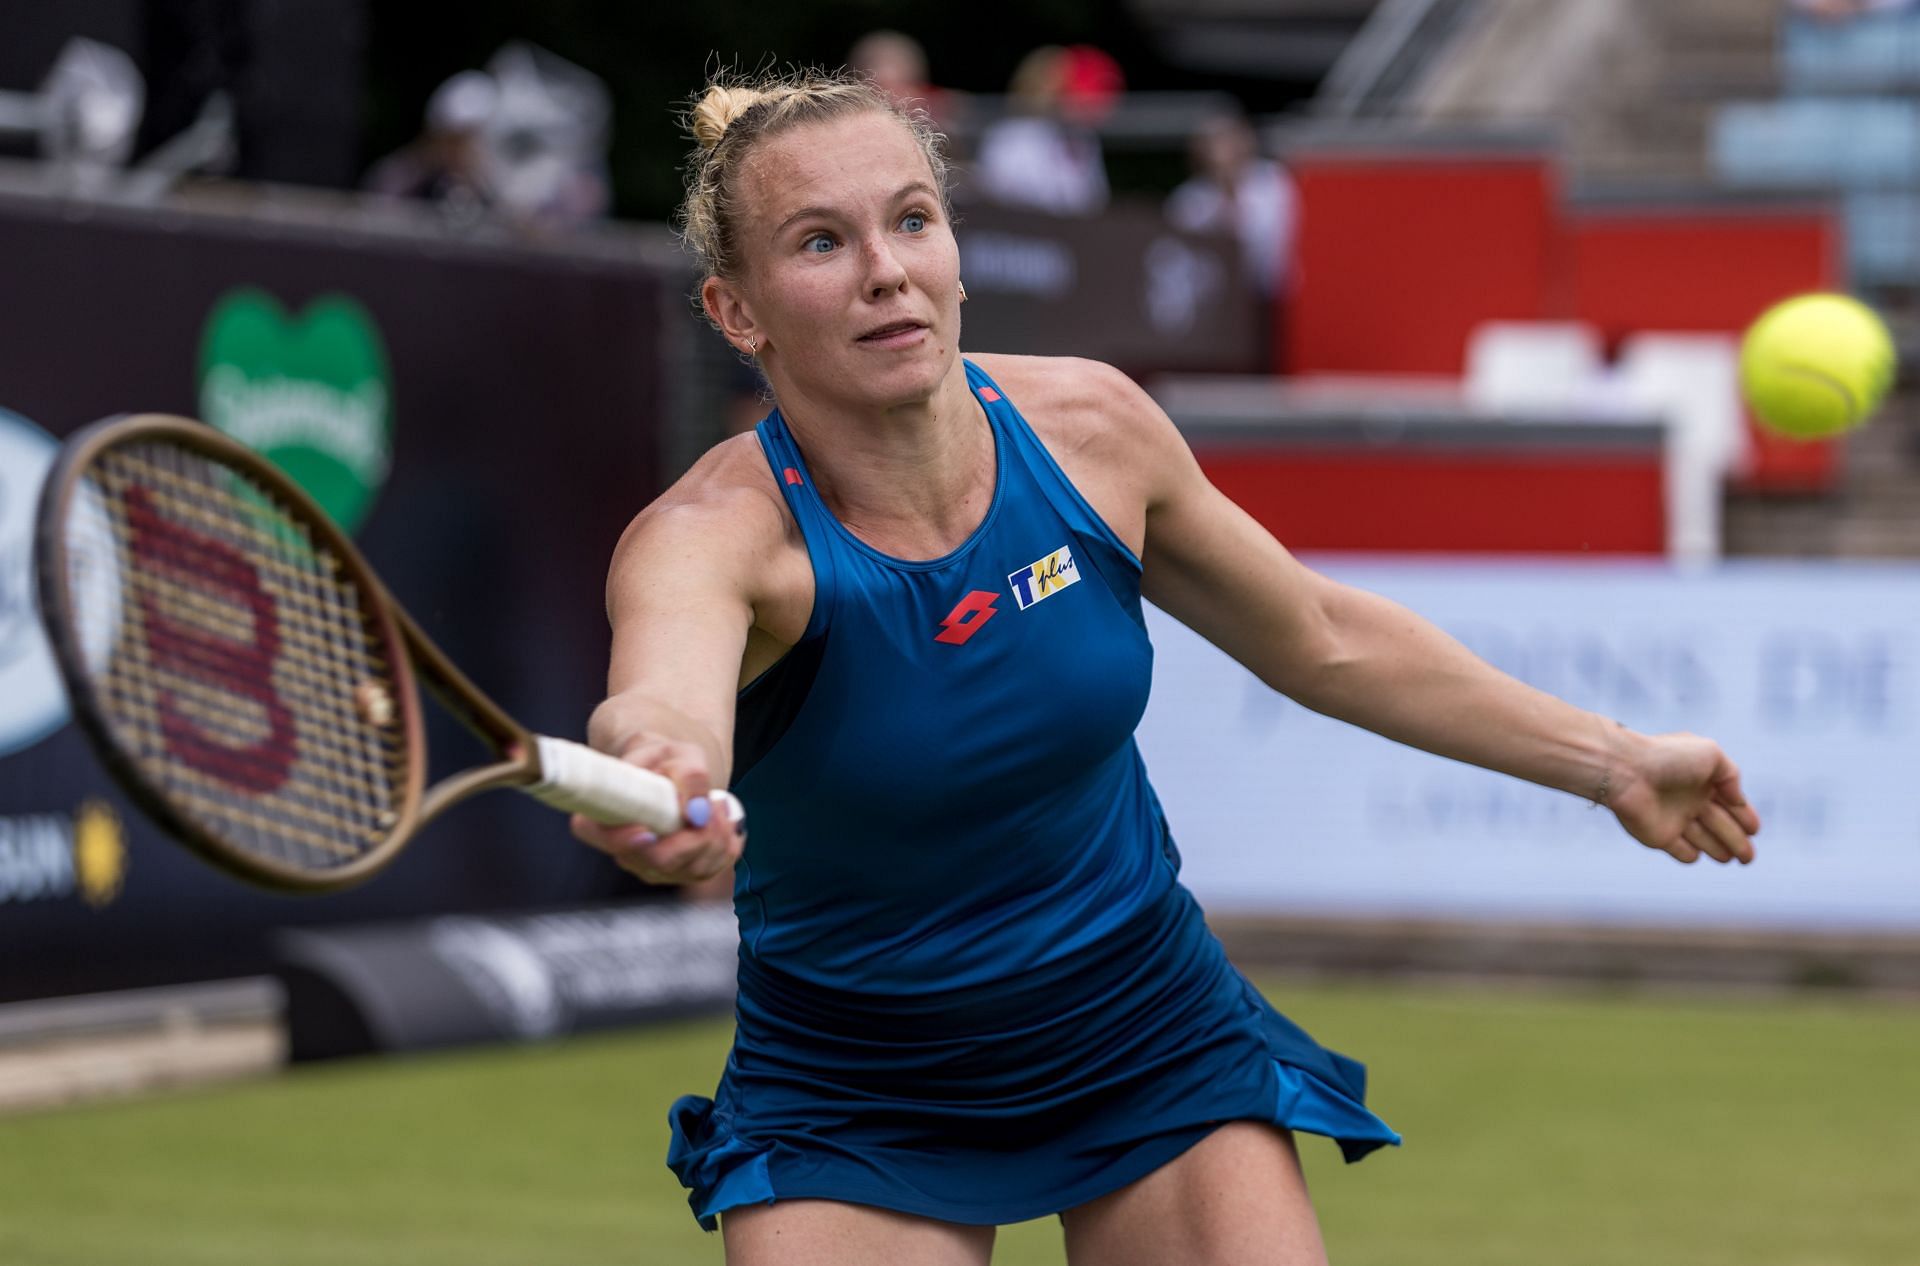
xmin=1008 ymin=545 xmax=1081 ymax=611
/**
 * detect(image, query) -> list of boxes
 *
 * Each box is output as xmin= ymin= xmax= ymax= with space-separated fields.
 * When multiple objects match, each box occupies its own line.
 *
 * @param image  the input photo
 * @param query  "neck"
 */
xmin=774 ymin=360 xmax=993 ymax=555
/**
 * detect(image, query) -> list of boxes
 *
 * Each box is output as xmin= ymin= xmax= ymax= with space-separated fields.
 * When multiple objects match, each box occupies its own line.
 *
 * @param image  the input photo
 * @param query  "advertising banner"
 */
xmin=1140 ymin=559 xmax=1920 ymax=931
xmin=276 ymin=902 xmax=738 ymax=1061
xmin=0 ymin=187 xmax=681 ymax=1001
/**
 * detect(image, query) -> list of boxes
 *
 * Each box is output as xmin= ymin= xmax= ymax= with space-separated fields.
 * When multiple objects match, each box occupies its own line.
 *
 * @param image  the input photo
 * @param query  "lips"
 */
xmin=857 ymin=320 xmax=926 ymax=341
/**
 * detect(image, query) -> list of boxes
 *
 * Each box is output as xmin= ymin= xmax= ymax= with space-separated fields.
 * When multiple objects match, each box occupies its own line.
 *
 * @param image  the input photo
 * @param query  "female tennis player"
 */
xmin=570 ymin=70 xmax=1760 ymax=1266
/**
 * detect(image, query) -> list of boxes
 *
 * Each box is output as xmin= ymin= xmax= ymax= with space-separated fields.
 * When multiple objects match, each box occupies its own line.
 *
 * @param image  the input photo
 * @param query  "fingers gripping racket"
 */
xmin=34 ymin=414 xmax=712 ymax=893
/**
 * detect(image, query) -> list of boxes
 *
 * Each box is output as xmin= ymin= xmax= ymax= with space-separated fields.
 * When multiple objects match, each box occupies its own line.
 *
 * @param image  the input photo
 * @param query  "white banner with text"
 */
xmin=1138 ymin=559 xmax=1920 ymax=931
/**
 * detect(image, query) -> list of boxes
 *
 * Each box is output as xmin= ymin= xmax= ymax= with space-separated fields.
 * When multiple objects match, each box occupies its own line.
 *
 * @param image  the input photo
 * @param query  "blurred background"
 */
xmin=3 ymin=2 xmax=1919 ymax=1263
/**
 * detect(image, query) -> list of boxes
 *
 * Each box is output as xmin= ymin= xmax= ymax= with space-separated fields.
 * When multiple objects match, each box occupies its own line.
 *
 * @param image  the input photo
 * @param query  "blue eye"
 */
xmin=805 ymin=235 xmax=836 ymax=254
xmin=901 ymin=212 xmax=927 ymax=233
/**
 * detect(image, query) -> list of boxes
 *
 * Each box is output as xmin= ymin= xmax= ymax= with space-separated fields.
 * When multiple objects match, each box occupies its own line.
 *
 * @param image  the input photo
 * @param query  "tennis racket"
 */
xmin=34 ymin=413 xmax=723 ymax=893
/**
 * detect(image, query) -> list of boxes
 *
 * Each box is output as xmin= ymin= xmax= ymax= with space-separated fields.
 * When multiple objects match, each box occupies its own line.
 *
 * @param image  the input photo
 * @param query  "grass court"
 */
xmin=2 ymin=976 xmax=1915 ymax=1265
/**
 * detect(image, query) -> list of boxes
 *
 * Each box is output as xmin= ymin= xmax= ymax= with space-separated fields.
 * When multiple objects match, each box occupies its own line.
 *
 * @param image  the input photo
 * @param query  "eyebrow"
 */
xmin=771 ymin=182 xmax=941 ymax=239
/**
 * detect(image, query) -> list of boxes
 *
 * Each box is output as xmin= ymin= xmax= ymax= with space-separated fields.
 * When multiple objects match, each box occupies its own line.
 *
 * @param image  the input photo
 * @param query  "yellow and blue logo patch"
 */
xmin=1008 ymin=545 xmax=1081 ymax=611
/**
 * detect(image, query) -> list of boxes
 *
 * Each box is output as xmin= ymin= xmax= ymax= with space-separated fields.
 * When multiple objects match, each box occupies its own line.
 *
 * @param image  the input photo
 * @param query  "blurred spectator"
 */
xmin=364 ymin=44 xmax=610 ymax=234
xmin=480 ymin=42 xmax=611 ymax=233
xmin=848 ymin=30 xmax=966 ymax=138
xmin=364 ymin=69 xmax=496 ymax=221
xmin=19 ymin=37 xmax=147 ymax=191
xmin=971 ymin=45 xmax=1121 ymax=216
xmin=1165 ymin=111 xmax=1298 ymax=300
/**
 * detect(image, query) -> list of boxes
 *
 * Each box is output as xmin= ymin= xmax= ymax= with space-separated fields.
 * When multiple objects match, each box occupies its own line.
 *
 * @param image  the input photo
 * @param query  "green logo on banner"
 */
xmin=197 ymin=289 xmax=392 ymax=534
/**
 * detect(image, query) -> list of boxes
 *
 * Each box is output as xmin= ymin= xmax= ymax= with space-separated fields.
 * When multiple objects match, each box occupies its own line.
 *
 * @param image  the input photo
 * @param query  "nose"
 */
xmin=862 ymin=234 xmax=908 ymax=299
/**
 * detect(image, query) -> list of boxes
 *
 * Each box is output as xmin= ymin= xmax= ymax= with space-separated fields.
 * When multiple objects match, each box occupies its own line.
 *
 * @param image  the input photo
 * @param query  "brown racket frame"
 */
xmin=35 ymin=414 xmax=554 ymax=892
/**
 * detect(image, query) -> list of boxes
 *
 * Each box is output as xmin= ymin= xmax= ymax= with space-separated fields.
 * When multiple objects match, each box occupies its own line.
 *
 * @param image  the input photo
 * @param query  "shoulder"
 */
xmin=607 ymin=431 xmax=798 ymax=605
xmin=969 ymin=354 xmax=1195 ymax=532
xmin=971 ymin=352 xmax=1152 ymax=422
xmin=971 ymin=354 xmax=1187 ymax=470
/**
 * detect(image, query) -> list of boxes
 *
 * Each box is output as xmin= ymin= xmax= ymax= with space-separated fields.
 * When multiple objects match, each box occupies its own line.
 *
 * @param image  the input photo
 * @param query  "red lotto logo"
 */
xmin=935 ymin=590 xmax=999 ymax=645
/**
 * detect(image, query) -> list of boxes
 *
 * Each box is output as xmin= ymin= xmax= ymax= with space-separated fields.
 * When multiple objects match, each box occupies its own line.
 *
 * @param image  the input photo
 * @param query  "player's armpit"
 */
xmin=597 ymin=481 xmax=793 ymax=787
xmin=1110 ymin=378 xmax=1343 ymax=694
xmin=987 ymin=356 xmax=1369 ymax=703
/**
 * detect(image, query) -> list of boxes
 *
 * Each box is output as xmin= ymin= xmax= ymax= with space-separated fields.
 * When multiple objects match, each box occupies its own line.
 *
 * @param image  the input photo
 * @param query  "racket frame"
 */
xmin=34 ymin=414 xmax=552 ymax=892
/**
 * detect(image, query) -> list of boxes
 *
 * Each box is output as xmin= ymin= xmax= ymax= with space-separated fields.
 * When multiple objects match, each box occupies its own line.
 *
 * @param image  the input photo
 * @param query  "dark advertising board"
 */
xmin=276 ymin=902 xmax=738 ymax=1061
xmin=955 ymin=200 xmax=1264 ymax=375
xmin=0 ymin=178 xmax=686 ymax=1001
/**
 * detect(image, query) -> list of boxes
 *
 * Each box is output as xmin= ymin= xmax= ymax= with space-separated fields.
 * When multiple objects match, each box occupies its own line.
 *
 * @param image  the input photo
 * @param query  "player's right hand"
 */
xmin=1607 ymin=730 xmax=1759 ymax=866
xmin=568 ymin=735 xmax=745 ymax=884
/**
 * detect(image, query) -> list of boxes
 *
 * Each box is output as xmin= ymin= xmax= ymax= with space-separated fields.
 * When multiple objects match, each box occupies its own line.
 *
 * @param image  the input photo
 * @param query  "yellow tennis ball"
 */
xmin=1739 ymin=293 xmax=1897 ymax=439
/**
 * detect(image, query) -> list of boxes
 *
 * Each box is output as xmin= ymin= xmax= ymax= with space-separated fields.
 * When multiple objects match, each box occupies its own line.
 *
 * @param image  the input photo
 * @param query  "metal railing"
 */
xmin=1315 ymin=0 xmax=1484 ymax=118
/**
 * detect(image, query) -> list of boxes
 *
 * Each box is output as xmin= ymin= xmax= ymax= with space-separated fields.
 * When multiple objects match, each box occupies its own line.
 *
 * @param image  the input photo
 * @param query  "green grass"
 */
xmin=2 ymin=978 xmax=1917 ymax=1265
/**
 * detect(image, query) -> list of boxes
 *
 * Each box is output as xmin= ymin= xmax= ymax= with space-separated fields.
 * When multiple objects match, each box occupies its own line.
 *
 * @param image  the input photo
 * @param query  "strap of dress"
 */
xmin=961 ymin=359 xmax=1142 ymax=572
xmin=753 ymin=410 xmax=838 ymax=637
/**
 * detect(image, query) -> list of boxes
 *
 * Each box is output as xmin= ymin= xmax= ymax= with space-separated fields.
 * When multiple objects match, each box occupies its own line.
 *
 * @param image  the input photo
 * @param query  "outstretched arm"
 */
xmin=570 ymin=489 xmax=770 ymax=885
xmin=1100 ymin=368 xmax=1759 ymax=865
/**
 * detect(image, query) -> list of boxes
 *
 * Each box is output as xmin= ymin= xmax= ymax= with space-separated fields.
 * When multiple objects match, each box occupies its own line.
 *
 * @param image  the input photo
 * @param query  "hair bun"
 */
xmin=690 ymin=84 xmax=767 ymax=150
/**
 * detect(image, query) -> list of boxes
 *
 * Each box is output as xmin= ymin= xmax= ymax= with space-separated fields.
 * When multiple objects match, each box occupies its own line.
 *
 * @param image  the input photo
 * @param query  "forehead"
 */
xmin=737 ymin=112 xmax=934 ymax=224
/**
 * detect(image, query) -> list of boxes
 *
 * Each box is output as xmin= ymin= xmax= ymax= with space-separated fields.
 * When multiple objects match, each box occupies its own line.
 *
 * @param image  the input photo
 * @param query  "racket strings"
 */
xmin=99 ymin=668 xmax=400 ymax=811
xmin=126 ymin=549 xmax=387 ymax=681
xmin=73 ymin=442 xmax=412 ymax=874
xmin=100 ymin=479 xmax=395 ymax=858
xmin=98 ymin=552 xmax=394 ymax=741
xmin=105 ymin=451 xmax=403 ymax=864
xmin=120 ymin=471 xmax=394 ymax=659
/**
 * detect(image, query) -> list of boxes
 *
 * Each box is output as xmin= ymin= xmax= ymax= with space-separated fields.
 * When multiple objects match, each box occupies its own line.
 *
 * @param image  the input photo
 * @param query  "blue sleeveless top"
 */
xmin=667 ymin=360 xmax=1398 ymax=1229
xmin=733 ymin=360 xmax=1174 ymax=994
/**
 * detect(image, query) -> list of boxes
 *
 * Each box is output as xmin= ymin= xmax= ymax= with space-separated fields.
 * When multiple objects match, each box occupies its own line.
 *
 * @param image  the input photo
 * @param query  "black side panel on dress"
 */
xmin=732 ymin=632 xmax=828 ymax=783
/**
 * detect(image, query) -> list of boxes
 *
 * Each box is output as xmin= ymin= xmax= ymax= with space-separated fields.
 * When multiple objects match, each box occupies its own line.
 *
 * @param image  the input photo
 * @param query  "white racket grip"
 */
xmin=527 ymin=736 xmax=744 ymax=834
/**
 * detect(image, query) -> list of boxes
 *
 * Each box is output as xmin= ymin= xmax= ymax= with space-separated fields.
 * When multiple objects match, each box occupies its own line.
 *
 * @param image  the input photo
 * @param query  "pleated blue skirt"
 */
xmin=667 ymin=885 xmax=1399 ymax=1230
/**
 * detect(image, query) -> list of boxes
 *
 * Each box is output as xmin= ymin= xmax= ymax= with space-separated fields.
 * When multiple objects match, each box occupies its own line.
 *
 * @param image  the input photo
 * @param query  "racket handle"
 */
xmin=527 ymin=736 xmax=743 ymax=834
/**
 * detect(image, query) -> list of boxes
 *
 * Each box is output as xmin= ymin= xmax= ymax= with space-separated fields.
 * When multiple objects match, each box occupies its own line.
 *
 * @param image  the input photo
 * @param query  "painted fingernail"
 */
xmin=685 ymin=796 xmax=712 ymax=828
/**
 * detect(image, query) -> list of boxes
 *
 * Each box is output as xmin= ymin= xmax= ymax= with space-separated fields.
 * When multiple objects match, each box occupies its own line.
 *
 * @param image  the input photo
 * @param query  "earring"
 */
xmin=746 ymin=337 xmax=759 ymax=355
xmin=958 ymin=281 xmax=969 ymax=304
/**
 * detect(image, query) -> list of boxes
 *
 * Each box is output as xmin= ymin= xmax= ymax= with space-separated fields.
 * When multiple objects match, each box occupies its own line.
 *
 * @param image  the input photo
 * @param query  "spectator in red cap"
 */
xmin=972 ymin=44 xmax=1121 ymax=215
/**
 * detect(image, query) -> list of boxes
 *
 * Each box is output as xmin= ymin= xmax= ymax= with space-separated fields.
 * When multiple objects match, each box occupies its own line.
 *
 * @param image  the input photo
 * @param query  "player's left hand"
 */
xmin=1606 ymin=731 xmax=1760 ymax=865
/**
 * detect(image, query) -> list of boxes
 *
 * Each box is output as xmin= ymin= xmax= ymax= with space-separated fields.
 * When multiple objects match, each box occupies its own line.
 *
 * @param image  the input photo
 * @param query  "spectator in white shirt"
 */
xmin=972 ymin=45 xmax=1118 ymax=216
xmin=1166 ymin=111 xmax=1298 ymax=299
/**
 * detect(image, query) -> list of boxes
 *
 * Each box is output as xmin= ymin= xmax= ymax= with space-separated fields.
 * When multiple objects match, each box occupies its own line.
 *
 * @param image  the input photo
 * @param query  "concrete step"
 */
xmin=1649 ymin=51 xmax=1780 ymax=97
xmin=0 ymin=978 xmax=284 ymax=1114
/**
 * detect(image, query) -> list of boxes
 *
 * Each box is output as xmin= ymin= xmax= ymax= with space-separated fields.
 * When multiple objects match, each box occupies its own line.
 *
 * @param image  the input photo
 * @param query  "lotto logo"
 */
xmin=935 ymin=590 xmax=999 ymax=645
xmin=1008 ymin=546 xmax=1080 ymax=611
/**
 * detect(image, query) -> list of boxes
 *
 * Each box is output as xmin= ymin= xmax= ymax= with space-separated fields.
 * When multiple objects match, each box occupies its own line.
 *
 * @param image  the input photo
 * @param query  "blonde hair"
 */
xmin=678 ymin=68 xmax=953 ymax=283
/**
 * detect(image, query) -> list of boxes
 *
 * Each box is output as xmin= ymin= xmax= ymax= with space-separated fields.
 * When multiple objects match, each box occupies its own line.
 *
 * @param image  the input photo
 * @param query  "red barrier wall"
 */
xmin=1562 ymin=207 xmax=1843 ymax=491
xmin=1283 ymin=154 xmax=1557 ymax=376
xmin=1197 ymin=448 xmax=1667 ymax=555
xmin=1281 ymin=146 xmax=1845 ymax=498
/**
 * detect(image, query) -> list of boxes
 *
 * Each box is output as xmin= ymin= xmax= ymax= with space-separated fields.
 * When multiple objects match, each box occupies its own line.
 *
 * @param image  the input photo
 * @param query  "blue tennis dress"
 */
xmin=666 ymin=361 xmax=1398 ymax=1229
